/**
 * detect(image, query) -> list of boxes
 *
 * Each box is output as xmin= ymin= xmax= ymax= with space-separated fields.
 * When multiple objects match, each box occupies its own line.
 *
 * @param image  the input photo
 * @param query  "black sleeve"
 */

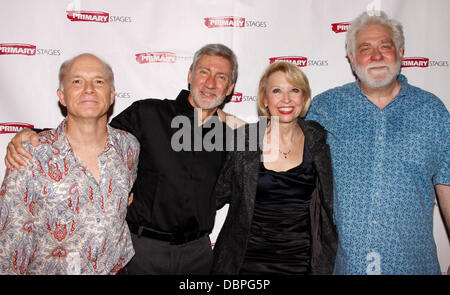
xmin=215 ymin=151 xmax=235 ymax=210
xmin=32 ymin=128 xmax=49 ymax=133
xmin=109 ymin=101 xmax=142 ymax=139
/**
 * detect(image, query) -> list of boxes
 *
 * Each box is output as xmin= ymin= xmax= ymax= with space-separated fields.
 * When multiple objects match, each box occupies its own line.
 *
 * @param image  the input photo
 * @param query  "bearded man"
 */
xmin=306 ymin=11 xmax=449 ymax=274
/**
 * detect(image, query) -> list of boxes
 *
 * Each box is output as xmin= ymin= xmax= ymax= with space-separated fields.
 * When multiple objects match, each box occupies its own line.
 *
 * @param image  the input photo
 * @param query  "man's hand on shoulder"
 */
xmin=217 ymin=108 xmax=247 ymax=130
xmin=5 ymin=127 xmax=39 ymax=169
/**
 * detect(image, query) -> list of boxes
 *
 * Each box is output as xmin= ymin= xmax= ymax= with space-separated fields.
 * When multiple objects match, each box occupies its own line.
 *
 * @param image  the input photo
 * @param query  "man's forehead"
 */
xmin=67 ymin=56 xmax=108 ymax=75
xmin=356 ymin=24 xmax=393 ymax=42
xmin=196 ymin=55 xmax=232 ymax=70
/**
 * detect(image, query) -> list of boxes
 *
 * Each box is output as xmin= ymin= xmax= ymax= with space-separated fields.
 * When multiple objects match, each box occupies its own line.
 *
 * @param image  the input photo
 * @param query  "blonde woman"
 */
xmin=212 ymin=62 xmax=337 ymax=274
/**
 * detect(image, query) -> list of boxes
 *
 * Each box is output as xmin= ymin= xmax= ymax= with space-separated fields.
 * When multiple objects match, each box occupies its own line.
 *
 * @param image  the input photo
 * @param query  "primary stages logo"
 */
xmin=231 ymin=92 xmax=257 ymax=103
xmin=0 ymin=43 xmax=36 ymax=56
xmin=231 ymin=92 xmax=243 ymax=103
xmin=270 ymin=56 xmax=308 ymax=67
xmin=135 ymin=52 xmax=177 ymax=64
xmin=205 ymin=16 xmax=245 ymax=28
xmin=269 ymin=56 xmax=328 ymax=67
xmin=204 ymin=16 xmax=267 ymax=28
xmin=0 ymin=122 xmax=34 ymax=134
xmin=0 ymin=43 xmax=60 ymax=56
xmin=401 ymin=57 xmax=448 ymax=68
xmin=64 ymin=0 xmax=131 ymax=22
xmin=115 ymin=91 xmax=132 ymax=99
xmin=331 ymin=22 xmax=351 ymax=33
xmin=66 ymin=11 xmax=132 ymax=23
xmin=65 ymin=10 xmax=132 ymax=23
xmin=402 ymin=57 xmax=429 ymax=68
xmin=66 ymin=11 xmax=109 ymax=23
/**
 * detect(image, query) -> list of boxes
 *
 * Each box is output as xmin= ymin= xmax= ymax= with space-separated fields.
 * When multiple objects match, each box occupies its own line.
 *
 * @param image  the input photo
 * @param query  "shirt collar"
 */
xmin=51 ymin=120 xmax=72 ymax=160
xmin=395 ymin=74 xmax=410 ymax=98
xmin=175 ymin=89 xmax=195 ymax=116
xmin=353 ymin=74 xmax=410 ymax=98
xmin=174 ymin=89 xmax=220 ymax=119
xmin=52 ymin=119 xmax=117 ymax=160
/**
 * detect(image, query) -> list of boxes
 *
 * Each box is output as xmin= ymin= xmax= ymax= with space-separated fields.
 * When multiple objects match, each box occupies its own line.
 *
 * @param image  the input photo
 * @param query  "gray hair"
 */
xmin=189 ymin=43 xmax=238 ymax=86
xmin=58 ymin=53 xmax=115 ymax=91
xmin=346 ymin=11 xmax=405 ymax=58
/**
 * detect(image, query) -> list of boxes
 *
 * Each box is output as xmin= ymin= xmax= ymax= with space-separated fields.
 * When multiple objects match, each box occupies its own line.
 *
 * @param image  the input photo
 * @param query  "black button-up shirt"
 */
xmin=110 ymin=90 xmax=228 ymax=235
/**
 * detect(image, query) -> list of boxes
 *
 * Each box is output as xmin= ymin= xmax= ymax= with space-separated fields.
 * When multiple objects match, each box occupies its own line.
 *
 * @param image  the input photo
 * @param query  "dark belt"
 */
xmin=129 ymin=224 xmax=208 ymax=245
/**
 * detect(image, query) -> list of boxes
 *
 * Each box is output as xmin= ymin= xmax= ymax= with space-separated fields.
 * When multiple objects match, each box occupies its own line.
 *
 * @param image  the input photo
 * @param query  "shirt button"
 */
xmin=373 ymin=220 xmax=377 ymax=225
xmin=378 ymin=136 xmax=383 ymax=141
xmin=375 ymin=192 xmax=379 ymax=196
xmin=376 ymin=163 xmax=381 ymax=168
xmin=96 ymin=218 xmax=101 ymax=223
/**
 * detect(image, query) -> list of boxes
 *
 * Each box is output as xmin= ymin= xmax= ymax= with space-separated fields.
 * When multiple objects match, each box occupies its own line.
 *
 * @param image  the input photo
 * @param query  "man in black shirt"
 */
xmin=4 ymin=44 xmax=245 ymax=274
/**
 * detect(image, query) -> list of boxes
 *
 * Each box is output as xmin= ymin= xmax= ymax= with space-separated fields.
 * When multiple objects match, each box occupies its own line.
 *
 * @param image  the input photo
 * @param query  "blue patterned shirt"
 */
xmin=0 ymin=120 xmax=140 ymax=274
xmin=306 ymin=74 xmax=449 ymax=274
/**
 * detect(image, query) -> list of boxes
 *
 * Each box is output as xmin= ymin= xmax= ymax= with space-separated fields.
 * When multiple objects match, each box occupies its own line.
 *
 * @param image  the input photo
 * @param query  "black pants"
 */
xmin=126 ymin=232 xmax=213 ymax=275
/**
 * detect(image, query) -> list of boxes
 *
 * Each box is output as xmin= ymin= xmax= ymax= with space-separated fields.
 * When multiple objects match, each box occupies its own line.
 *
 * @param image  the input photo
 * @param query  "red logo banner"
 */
xmin=135 ymin=52 xmax=177 ymax=64
xmin=231 ymin=92 xmax=243 ymax=103
xmin=204 ymin=16 xmax=246 ymax=28
xmin=0 ymin=43 xmax=36 ymax=56
xmin=269 ymin=56 xmax=308 ymax=67
xmin=401 ymin=57 xmax=429 ymax=68
xmin=66 ymin=11 xmax=109 ymax=23
xmin=0 ymin=122 xmax=34 ymax=134
xmin=331 ymin=22 xmax=351 ymax=33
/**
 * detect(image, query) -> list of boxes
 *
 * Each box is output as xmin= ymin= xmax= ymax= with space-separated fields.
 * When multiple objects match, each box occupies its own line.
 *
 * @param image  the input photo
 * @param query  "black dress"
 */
xmin=240 ymin=144 xmax=316 ymax=274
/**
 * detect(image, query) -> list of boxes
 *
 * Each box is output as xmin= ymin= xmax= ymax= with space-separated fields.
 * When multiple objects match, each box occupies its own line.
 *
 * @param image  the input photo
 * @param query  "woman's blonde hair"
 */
xmin=257 ymin=61 xmax=311 ymax=118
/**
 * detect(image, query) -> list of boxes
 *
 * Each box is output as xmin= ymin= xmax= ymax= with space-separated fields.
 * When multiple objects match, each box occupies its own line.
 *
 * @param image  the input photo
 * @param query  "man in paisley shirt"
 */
xmin=0 ymin=53 xmax=139 ymax=274
xmin=307 ymin=11 xmax=449 ymax=274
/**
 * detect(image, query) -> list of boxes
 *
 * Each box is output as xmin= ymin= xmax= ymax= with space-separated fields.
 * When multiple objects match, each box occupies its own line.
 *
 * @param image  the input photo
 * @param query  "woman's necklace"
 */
xmin=267 ymin=121 xmax=303 ymax=160
xmin=280 ymin=149 xmax=291 ymax=159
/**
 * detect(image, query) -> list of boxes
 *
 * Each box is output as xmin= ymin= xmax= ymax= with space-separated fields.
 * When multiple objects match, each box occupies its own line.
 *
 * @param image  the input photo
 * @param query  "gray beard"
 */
xmin=191 ymin=91 xmax=225 ymax=110
xmin=354 ymin=60 xmax=401 ymax=88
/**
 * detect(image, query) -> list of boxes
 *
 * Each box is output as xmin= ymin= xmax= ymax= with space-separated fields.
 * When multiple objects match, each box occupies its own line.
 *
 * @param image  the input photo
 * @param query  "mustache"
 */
xmin=366 ymin=62 xmax=389 ymax=70
xmin=199 ymin=88 xmax=218 ymax=97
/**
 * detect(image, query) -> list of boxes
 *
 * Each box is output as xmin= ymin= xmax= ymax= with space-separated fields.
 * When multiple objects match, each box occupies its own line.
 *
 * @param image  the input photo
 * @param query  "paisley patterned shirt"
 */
xmin=307 ymin=74 xmax=449 ymax=274
xmin=0 ymin=120 xmax=139 ymax=275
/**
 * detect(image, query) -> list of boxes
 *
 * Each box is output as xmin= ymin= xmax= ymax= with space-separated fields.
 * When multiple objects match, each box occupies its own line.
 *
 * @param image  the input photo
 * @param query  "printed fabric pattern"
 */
xmin=0 ymin=120 xmax=140 ymax=274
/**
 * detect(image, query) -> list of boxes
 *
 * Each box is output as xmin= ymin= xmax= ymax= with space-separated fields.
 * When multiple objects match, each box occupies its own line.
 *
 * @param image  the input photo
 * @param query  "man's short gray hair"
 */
xmin=189 ymin=43 xmax=238 ymax=86
xmin=58 ymin=53 xmax=115 ymax=91
xmin=346 ymin=11 xmax=405 ymax=58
